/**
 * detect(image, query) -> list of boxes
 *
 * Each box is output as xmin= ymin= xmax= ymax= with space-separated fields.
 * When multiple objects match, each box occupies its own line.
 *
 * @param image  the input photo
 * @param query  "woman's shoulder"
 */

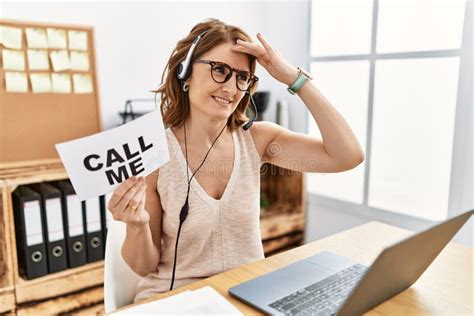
xmin=246 ymin=121 xmax=281 ymax=161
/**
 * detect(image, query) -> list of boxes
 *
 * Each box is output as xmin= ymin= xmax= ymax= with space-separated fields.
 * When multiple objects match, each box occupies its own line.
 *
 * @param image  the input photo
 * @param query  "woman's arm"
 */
xmin=251 ymin=76 xmax=365 ymax=173
xmin=121 ymin=170 xmax=163 ymax=277
xmin=122 ymin=221 xmax=160 ymax=277
xmin=234 ymin=33 xmax=365 ymax=173
xmin=296 ymin=75 xmax=365 ymax=169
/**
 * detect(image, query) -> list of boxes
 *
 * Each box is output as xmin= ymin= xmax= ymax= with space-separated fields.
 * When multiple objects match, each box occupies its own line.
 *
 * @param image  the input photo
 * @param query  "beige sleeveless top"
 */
xmin=133 ymin=125 xmax=264 ymax=303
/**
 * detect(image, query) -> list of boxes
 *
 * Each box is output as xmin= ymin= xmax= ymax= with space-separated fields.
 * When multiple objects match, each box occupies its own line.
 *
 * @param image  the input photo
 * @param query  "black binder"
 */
xmin=12 ymin=186 xmax=48 ymax=279
xmin=50 ymin=180 xmax=87 ymax=268
xmin=100 ymin=195 xmax=108 ymax=255
xmin=83 ymin=197 xmax=104 ymax=262
xmin=101 ymin=193 xmax=115 ymax=252
xmin=29 ymin=183 xmax=68 ymax=274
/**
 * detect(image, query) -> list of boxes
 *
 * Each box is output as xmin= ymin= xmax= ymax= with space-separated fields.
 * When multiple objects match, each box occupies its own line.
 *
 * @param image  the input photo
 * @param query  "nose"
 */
xmin=222 ymin=71 xmax=238 ymax=95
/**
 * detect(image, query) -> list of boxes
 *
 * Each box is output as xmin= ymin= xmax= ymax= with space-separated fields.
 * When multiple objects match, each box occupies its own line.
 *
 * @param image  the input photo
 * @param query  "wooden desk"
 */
xmin=113 ymin=221 xmax=473 ymax=315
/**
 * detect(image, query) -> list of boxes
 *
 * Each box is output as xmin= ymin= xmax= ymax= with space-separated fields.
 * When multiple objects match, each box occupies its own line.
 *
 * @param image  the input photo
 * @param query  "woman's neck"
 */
xmin=173 ymin=115 xmax=231 ymax=149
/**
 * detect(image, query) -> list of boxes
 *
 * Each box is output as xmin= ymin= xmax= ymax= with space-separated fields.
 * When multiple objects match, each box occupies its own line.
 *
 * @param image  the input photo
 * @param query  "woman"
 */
xmin=107 ymin=18 xmax=364 ymax=303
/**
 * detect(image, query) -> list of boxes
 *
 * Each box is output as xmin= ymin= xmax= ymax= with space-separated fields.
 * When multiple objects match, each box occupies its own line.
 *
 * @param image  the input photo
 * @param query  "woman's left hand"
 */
xmin=231 ymin=33 xmax=299 ymax=86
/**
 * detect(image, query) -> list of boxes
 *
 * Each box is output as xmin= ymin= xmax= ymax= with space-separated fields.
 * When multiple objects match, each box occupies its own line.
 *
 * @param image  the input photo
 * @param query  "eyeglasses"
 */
xmin=194 ymin=59 xmax=259 ymax=92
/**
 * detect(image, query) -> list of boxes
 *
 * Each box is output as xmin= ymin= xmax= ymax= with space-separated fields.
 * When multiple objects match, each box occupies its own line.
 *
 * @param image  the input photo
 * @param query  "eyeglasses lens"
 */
xmin=211 ymin=64 xmax=253 ymax=91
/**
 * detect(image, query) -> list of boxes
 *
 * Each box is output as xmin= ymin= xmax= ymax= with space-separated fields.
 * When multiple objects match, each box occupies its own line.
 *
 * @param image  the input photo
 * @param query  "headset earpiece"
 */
xmin=176 ymin=29 xmax=210 ymax=82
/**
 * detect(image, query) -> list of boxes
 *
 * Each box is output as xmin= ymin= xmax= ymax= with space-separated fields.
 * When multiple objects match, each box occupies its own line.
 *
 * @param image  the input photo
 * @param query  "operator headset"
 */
xmin=169 ymin=29 xmax=259 ymax=290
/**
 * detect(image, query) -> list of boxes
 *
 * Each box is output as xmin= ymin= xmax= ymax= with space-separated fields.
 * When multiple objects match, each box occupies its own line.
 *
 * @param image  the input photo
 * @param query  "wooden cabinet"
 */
xmin=0 ymin=179 xmax=16 ymax=314
xmin=0 ymin=162 xmax=305 ymax=314
xmin=260 ymin=163 xmax=306 ymax=256
xmin=0 ymin=163 xmax=104 ymax=315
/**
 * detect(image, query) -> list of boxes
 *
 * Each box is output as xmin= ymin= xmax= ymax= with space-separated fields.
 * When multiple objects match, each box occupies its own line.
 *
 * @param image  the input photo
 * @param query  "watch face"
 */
xmin=298 ymin=67 xmax=313 ymax=80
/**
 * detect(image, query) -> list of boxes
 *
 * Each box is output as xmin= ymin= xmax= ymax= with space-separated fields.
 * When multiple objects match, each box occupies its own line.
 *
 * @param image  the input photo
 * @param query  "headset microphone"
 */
xmin=243 ymin=91 xmax=258 ymax=130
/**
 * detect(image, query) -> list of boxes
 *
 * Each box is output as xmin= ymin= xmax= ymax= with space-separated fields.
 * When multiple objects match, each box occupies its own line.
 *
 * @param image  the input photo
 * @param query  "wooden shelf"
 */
xmin=1 ymin=179 xmax=16 ymax=314
xmin=260 ymin=163 xmax=306 ymax=255
xmin=0 ymin=285 xmax=15 ymax=314
xmin=263 ymin=232 xmax=304 ymax=255
xmin=261 ymin=210 xmax=305 ymax=240
xmin=1 ymin=164 xmax=105 ymax=314
xmin=16 ymin=285 xmax=103 ymax=316
xmin=2 ymin=162 xmax=68 ymax=190
xmin=0 ymin=160 xmax=63 ymax=178
xmin=2 ymin=164 xmax=74 ymax=308
xmin=16 ymin=261 xmax=103 ymax=304
xmin=69 ymin=302 xmax=105 ymax=315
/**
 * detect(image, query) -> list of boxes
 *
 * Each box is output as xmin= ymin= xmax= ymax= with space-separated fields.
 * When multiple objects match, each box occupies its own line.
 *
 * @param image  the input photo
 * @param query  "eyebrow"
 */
xmin=215 ymin=60 xmax=250 ymax=73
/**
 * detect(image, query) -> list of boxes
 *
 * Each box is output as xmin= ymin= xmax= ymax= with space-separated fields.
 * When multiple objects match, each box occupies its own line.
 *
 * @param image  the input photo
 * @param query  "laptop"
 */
xmin=229 ymin=209 xmax=473 ymax=316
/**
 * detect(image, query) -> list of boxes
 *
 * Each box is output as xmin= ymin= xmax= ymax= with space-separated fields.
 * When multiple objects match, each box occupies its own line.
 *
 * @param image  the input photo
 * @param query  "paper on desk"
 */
xmin=55 ymin=110 xmax=169 ymax=201
xmin=112 ymin=286 xmax=242 ymax=315
xmin=112 ymin=290 xmax=194 ymax=314
xmin=185 ymin=287 xmax=243 ymax=315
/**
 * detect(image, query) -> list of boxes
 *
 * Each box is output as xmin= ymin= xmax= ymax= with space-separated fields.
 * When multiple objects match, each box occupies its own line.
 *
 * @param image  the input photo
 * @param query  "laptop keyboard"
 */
xmin=268 ymin=263 xmax=368 ymax=316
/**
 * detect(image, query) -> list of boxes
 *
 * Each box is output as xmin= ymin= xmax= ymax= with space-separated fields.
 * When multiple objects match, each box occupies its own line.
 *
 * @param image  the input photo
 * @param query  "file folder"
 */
xmin=12 ymin=186 xmax=48 ymax=279
xmin=50 ymin=180 xmax=87 ymax=268
xmin=83 ymin=196 xmax=103 ymax=262
xmin=101 ymin=193 xmax=113 ymax=251
xmin=30 ymin=183 xmax=68 ymax=274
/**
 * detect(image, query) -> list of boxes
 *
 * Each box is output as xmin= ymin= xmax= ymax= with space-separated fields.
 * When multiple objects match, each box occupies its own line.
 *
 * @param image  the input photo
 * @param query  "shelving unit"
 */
xmin=0 ymin=162 xmax=306 ymax=314
xmin=0 ymin=163 xmax=104 ymax=315
xmin=260 ymin=163 xmax=306 ymax=256
xmin=0 ymin=179 xmax=16 ymax=314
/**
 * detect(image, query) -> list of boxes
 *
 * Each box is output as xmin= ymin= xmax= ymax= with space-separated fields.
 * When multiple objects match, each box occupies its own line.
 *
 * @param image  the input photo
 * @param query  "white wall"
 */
xmin=0 ymin=1 xmax=306 ymax=128
xmin=2 ymin=1 xmax=471 ymax=247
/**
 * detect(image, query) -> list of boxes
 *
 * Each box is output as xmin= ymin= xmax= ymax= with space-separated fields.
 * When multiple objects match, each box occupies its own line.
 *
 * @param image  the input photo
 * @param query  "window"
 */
xmin=308 ymin=0 xmax=467 ymax=220
xmin=308 ymin=61 xmax=369 ymax=204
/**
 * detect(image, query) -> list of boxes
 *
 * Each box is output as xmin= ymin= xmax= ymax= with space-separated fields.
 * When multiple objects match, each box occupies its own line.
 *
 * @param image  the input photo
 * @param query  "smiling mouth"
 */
xmin=212 ymin=96 xmax=232 ymax=106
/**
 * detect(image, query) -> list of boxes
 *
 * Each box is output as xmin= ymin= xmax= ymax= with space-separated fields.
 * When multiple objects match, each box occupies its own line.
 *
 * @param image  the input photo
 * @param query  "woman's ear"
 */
xmin=182 ymin=82 xmax=190 ymax=92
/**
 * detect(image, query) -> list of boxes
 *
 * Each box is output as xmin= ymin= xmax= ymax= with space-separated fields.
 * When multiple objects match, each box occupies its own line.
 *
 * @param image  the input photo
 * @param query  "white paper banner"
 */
xmin=56 ymin=110 xmax=169 ymax=201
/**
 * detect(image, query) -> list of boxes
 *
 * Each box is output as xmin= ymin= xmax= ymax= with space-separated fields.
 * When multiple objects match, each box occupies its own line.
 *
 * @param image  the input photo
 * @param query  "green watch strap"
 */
xmin=287 ymin=71 xmax=309 ymax=95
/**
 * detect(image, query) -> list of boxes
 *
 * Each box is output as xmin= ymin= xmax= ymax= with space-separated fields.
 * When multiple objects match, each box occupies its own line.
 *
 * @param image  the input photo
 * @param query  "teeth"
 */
xmin=213 ymin=96 xmax=231 ymax=104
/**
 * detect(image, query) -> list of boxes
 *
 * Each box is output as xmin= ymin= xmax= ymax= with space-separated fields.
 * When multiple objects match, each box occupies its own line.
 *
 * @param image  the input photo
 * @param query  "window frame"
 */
xmin=305 ymin=0 xmax=470 ymax=225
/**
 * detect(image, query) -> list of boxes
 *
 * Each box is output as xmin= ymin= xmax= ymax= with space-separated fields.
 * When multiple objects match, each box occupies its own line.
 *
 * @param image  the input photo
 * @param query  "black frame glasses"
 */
xmin=194 ymin=59 xmax=259 ymax=92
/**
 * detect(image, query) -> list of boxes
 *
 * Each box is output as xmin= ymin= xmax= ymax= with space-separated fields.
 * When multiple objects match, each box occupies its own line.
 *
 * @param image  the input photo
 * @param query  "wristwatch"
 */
xmin=287 ymin=67 xmax=313 ymax=95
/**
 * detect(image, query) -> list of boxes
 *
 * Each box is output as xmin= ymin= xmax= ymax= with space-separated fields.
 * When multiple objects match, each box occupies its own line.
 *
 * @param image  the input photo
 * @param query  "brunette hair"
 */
xmin=154 ymin=18 xmax=258 ymax=130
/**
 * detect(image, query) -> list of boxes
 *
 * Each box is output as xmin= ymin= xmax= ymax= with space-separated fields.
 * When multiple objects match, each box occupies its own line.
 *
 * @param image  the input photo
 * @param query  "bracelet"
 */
xmin=287 ymin=67 xmax=312 ymax=95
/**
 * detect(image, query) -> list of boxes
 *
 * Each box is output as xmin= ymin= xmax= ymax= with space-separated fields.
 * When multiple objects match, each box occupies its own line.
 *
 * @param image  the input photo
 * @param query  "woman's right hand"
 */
xmin=107 ymin=176 xmax=150 ymax=227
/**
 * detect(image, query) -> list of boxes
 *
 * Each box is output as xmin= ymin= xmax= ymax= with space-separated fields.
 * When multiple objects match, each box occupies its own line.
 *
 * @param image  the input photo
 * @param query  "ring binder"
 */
xmin=29 ymin=183 xmax=68 ymax=274
xmin=50 ymin=180 xmax=87 ymax=268
xmin=12 ymin=186 xmax=48 ymax=279
xmin=101 ymin=194 xmax=113 ymax=253
xmin=83 ymin=196 xmax=104 ymax=262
